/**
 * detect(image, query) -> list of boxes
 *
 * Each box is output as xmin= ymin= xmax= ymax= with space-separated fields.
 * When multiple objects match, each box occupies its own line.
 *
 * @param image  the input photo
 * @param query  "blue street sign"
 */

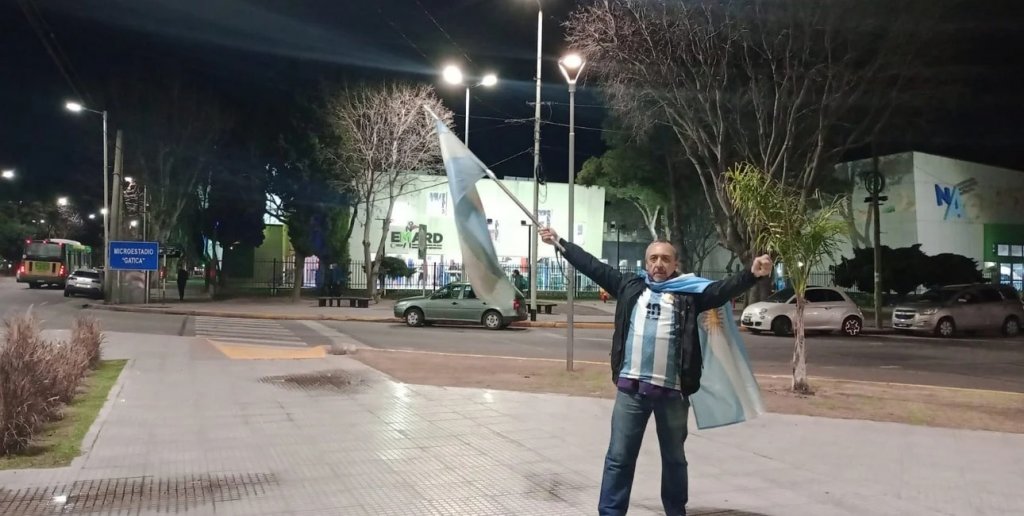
xmin=108 ymin=241 xmax=160 ymax=271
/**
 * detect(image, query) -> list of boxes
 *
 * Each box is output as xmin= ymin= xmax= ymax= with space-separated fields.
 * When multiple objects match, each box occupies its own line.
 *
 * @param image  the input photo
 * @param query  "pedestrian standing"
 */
xmin=176 ymin=264 xmax=189 ymax=301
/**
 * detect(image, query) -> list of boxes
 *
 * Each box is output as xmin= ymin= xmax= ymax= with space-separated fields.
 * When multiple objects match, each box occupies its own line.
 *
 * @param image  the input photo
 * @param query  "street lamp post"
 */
xmin=66 ymin=101 xmax=109 ymax=299
xmin=558 ymin=53 xmax=586 ymax=372
xmin=529 ymin=0 xmax=543 ymax=324
xmin=442 ymin=65 xmax=497 ymax=147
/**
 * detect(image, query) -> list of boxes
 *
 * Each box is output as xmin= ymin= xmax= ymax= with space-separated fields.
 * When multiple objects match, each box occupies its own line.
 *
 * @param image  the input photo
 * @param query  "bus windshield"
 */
xmin=25 ymin=242 xmax=62 ymax=260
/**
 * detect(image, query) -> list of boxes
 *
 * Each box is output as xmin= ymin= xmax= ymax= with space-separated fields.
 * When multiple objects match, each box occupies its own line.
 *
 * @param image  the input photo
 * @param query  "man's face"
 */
xmin=645 ymin=242 xmax=678 ymax=282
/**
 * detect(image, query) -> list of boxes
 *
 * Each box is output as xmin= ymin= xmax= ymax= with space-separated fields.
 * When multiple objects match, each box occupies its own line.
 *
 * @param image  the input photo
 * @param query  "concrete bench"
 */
xmin=318 ymin=297 xmax=370 ymax=308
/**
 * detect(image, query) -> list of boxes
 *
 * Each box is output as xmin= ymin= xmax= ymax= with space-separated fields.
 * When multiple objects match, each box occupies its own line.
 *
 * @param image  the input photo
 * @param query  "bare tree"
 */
xmin=112 ymin=75 xmax=232 ymax=247
xmin=566 ymin=0 xmax=927 ymax=281
xmin=323 ymin=83 xmax=453 ymax=301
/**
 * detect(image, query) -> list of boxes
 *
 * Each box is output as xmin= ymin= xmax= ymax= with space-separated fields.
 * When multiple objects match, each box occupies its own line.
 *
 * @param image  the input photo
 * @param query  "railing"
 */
xmin=223 ymin=259 xmax=841 ymax=295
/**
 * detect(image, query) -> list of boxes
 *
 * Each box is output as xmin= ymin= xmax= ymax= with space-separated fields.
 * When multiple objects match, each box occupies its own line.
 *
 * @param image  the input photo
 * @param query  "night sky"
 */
xmin=2 ymin=0 xmax=1023 ymax=212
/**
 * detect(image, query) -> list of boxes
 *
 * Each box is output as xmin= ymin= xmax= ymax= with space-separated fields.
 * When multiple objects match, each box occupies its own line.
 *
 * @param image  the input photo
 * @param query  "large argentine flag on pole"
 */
xmin=430 ymin=113 xmax=519 ymax=307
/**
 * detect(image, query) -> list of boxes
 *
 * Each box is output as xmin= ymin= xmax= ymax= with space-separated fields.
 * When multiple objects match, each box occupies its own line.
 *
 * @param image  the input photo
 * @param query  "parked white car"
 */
xmin=741 ymin=287 xmax=864 ymax=337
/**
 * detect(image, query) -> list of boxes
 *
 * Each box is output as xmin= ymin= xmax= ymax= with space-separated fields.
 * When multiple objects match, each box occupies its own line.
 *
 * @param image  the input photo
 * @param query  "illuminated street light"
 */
xmin=1 ymin=169 xmax=13 ymax=180
xmin=65 ymin=100 xmax=110 ymax=297
xmin=100 ymin=208 xmax=108 ymax=215
xmin=124 ymin=176 xmax=134 ymax=184
xmin=57 ymin=197 xmax=69 ymax=207
xmin=557 ymin=51 xmax=587 ymax=372
xmin=440 ymin=65 xmax=499 ymax=146
xmin=88 ymin=214 xmax=96 ymax=220
xmin=129 ymin=220 xmax=138 ymax=228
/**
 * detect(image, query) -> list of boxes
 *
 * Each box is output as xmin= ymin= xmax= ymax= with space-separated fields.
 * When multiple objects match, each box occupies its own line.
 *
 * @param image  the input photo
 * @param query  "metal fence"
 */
xmin=227 ymin=259 xmax=841 ymax=295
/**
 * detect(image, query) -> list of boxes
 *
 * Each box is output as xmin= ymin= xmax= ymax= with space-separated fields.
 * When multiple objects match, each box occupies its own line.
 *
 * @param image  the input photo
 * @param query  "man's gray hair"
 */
xmin=646 ymin=239 xmax=678 ymax=259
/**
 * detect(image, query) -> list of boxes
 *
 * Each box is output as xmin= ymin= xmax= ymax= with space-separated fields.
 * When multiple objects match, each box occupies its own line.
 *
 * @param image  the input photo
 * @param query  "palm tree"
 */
xmin=726 ymin=163 xmax=847 ymax=393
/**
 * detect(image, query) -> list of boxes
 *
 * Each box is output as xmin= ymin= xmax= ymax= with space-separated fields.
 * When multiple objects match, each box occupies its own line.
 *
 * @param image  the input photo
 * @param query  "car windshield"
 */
xmin=917 ymin=288 xmax=961 ymax=303
xmin=73 ymin=270 xmax=99 ymax=279
xmin=766 ymin=288 xmax=794 ymax=303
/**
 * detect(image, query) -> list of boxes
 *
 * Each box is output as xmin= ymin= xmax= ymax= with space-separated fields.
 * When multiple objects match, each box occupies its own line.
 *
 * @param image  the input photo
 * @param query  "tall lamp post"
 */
xmin=442 ymin=65 xmax=498 ymax=148
xmin=558 ymin=53 xmax=585 ymax=371
xmin=524 ymin=0 xmax=543 ymax=322
xmin=65 ymin=101 xmax=109 ymax=299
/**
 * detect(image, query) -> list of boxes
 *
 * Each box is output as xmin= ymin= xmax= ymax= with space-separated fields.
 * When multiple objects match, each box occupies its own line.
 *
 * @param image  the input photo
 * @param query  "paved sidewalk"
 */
xmin=1 ymin=331 xmax=1020 ymax=515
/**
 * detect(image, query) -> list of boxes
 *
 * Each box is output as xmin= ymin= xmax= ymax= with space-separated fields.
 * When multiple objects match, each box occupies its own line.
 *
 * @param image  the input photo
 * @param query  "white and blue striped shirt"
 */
xmin=619 ymin=289 xmax=681 ymax=390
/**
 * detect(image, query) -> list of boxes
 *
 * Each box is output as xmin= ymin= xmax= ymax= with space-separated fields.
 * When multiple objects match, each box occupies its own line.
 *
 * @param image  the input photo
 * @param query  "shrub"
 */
xmin=0 ymin=313 xmax=55 ymax=454
xmin=71 ymin=316 xmax=104 ymax=369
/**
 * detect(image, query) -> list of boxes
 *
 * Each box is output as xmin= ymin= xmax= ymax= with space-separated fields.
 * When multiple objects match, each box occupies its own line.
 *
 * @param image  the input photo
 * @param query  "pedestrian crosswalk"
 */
xmin=193 ymin=316 xmax=307 ymax=347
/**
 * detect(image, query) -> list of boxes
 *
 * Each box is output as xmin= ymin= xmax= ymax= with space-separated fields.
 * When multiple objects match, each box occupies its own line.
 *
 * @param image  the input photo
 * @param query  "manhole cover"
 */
xmin=0 ymin=472 xmax=275 ymax=514
xmin=258 ymin=369 xmax=372 ymax=392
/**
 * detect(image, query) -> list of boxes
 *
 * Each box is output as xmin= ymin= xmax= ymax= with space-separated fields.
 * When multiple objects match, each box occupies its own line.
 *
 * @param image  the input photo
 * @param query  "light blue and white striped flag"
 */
xmin=433 ymin=118 xmax=518 ymax=307
xmin=645 ymin=273 xmax=765 ymax=429
xmin=692 ymin=304 xmax=766 ymax=429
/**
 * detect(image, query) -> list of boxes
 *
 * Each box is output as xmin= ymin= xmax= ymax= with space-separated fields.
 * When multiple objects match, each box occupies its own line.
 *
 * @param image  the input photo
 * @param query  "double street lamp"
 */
xmin=442 ymin=65 xmax=498 ymax=147
xmin=65 ymin=101 xmax=109 ymax=297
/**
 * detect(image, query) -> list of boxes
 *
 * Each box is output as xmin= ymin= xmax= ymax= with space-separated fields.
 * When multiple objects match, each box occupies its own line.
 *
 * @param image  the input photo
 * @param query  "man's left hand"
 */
xmin=751 ymin=254 xmax=773 ymax=277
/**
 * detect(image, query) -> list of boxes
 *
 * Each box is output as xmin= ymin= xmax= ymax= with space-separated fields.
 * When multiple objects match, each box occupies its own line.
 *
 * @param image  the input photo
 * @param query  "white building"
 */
xmin=833 ymin=151 xmax=1024 ymax=290
xmin=350 ymin=174 xmax=606 ymax=289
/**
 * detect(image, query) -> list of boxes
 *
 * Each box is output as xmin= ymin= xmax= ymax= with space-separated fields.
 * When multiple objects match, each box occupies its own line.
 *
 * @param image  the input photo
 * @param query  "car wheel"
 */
xmin=482 ymin=310 xmax=504 ymax=330
xmin=404 ymin=308 xmax=425 ymax=328
xmin=841 ymin=316 xmax=863 ymax=337
xmin=771 ymin=316 xmax=792 ymax=337
xmin=934 ymin=317 xmax=956 ymax=338
xmin=1002 ymin=316 xmax=1021 ymax=337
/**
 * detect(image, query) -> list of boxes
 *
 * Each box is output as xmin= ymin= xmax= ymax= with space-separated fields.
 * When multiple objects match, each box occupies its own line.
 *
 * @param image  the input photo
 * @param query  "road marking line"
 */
xmin=297 ymin=321 xmax=367 ymax=350
xmin=194 ymin=327 xmax=298 ymax=337
xmin=363 ymin=347 xmax=606 ymax=366
xmin=197 ymin=335 xmax=306 ymax=346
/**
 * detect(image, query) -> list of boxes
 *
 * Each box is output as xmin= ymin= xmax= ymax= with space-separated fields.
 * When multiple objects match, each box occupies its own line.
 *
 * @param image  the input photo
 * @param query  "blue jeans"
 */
xmin=599 ymin=389 xmax=689 ymax=516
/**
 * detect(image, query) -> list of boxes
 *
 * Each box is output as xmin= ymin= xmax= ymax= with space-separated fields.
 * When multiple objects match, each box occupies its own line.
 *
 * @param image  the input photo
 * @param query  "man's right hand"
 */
xmin=539 ymin=227 xmax=560 ymax=246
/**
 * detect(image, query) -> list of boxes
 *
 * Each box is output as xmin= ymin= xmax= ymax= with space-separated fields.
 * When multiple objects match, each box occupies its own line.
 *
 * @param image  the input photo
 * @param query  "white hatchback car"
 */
xmin=741 ymin=287 xmax=864 ymax=337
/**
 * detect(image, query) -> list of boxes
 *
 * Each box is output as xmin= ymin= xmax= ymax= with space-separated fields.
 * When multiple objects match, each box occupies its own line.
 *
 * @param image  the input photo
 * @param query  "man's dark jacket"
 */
xmin=560 ymin=239 xmax=758 ymax=395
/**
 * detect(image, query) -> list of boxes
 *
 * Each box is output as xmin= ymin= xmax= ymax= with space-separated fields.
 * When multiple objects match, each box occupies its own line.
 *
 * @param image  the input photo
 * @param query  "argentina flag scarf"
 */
xmin=645 ymin=273 xmax=766 ymax=429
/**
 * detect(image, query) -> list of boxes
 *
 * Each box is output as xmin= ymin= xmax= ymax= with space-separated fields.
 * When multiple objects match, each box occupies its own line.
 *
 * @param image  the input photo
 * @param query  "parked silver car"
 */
xmin=892 ymin=284 xmax=1023 ymax=337
xmin=741 ymin=287 xmax=864 ymax=337
xmin=394 ymin=282 xmax=528 ymax=330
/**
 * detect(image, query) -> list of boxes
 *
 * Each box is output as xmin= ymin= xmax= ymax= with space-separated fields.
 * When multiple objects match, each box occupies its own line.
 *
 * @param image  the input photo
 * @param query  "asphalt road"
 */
xmin=3 ymin=278 xmax=1022 ymax=393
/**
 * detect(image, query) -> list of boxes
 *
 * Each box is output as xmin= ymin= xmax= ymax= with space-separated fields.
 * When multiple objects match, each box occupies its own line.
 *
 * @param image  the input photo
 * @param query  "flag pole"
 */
xmin=424 ymin=105 xmax=565 ymax=253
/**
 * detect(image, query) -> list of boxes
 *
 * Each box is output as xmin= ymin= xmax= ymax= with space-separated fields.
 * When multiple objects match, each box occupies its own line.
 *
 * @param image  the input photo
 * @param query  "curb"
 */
xmin=84 ymin=303 xmax=616 ymax=329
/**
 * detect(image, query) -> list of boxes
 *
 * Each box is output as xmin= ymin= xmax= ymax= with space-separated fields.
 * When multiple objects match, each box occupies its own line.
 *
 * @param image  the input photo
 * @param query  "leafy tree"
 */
xmin=924 ymin=254 xmax=983 ymax=287
xmin=835 ymin=245 xmax=982 ymax=296
xmin=200 ymin=145 xmax=267 ymax=286
xmin=727 ymin=163 xmax=847 ymax=393
xmin=266 ymin=93 xmax=354 ymax=300
xmin=566 ymin=0 xmax=931 ymax=278
xmin=578 ymin=138 xmax=667 ymax=240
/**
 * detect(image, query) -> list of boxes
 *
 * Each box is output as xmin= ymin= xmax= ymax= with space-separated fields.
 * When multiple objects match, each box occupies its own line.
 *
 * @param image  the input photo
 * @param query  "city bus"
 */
xmin=15 ymin=238 xmax=93 ymax=288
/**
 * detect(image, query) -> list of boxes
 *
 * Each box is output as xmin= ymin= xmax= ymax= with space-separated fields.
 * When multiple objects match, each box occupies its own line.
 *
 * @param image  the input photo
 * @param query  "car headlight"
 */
xmin=919 ymin=308 xmax=937 ymax=315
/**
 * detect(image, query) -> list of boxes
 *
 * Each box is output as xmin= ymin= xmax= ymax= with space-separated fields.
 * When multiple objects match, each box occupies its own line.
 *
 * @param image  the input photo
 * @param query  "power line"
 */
xmin=409 ymin=0 xmax=474 ymax=64
xmin=19 ymin=0 xmax=87 ymax=102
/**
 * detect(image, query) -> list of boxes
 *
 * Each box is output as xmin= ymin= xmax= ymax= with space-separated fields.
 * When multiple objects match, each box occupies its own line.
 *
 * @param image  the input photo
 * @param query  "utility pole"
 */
xmin=529 ymin=5 xmax=542 ymax=322
xmin=110 ymin=130 xmax=124 ymax=304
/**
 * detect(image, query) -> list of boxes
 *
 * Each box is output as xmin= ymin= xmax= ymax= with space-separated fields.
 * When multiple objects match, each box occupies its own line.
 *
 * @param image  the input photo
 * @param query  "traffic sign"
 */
xmin=109 ymin=241 xmax=159 ymax=271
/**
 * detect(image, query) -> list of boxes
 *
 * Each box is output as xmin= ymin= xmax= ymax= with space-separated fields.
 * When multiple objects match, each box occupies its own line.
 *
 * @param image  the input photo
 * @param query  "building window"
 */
xmin=1012 ymin=245 xmax=1024 ymax=258
xmin=427 ymin=192 xmax=447 ymax=217
xmin=997 ymin=244 xmax=1010 ymax=256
